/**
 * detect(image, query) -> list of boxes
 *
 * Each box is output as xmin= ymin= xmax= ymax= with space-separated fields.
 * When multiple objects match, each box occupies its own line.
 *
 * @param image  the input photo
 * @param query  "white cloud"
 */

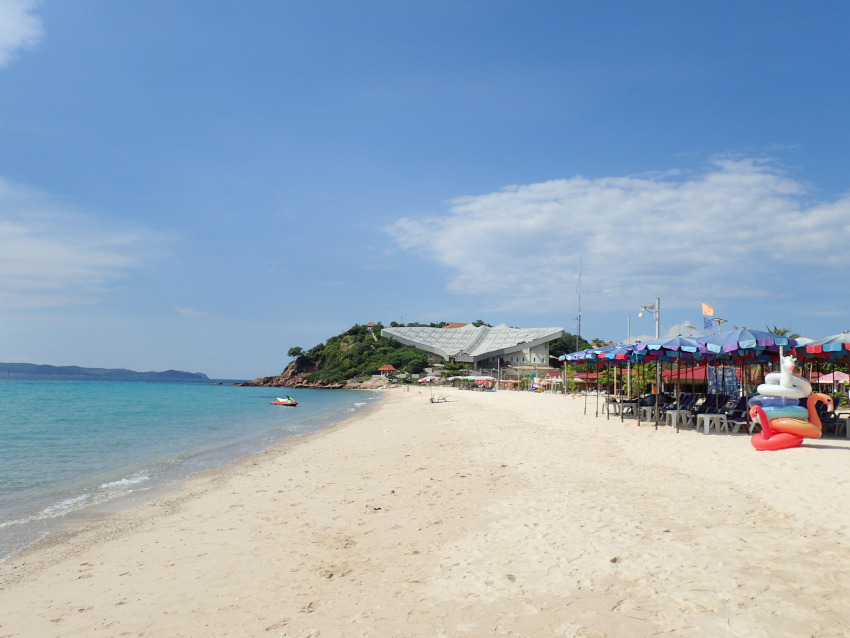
xmin=0 ymin=0 xmax=43 ymax=67
xmin=0 ymin=178 xmax=159 ymax=310
xmin=384 ymin=157 xmax=850 ymax=314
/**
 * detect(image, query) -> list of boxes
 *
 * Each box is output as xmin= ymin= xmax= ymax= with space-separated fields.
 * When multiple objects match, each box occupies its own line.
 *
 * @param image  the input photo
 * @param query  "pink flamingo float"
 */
xmin=749 ymin=393 xmax=833 ymax=451
xmin=749 ymin=348 xmax=833 ymax=451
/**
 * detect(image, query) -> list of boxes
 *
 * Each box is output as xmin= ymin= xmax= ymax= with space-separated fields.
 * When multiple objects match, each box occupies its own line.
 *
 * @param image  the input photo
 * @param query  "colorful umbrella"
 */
xmin=697 ymin=328 xmax=795 ymax=362
xmin=795 ymin=331 xmax=850 ymax=362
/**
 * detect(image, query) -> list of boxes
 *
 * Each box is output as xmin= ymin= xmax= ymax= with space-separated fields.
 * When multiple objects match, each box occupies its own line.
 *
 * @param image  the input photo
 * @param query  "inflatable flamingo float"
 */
xmin=748 ymin=348 xmax=833 ymax=451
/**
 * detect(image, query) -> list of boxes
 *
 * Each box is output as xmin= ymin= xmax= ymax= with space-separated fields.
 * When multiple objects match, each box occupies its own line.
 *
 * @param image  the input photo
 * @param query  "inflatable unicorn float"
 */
xmin=748 ymin=348 xmax=833 ymax=451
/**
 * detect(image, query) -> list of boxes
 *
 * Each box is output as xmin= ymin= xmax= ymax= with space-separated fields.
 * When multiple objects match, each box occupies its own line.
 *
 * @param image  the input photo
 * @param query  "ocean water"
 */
xmin=0 ymin=380 xmax=376 ymax=562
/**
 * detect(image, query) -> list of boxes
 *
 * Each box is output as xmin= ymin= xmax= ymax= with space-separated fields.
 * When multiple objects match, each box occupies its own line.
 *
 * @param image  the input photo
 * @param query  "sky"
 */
xmin=2 ymin=1 xmax=850 ymax=379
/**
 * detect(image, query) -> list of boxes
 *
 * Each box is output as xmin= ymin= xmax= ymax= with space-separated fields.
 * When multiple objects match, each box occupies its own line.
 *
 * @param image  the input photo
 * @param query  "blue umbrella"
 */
xmin=630 ymin=336 xmax=711 ymax=428
xmin=794 ymin=332 xmax=850 ymax=401
xmin=560 ymin=348 xmax=595 ymax=363
xmin=560 ymin=347 xmax=608 ymax=415
xmin=597 ymin=344 xmax=637 ymax=361
xmin=697 ymin=329 xmax=797 ymax=400
xmin=795 ymin=331 xmax=850 ymax=362
xmin=632 ymin=335 xmax=706 ymax=361
xmin=561 ymin=344 xmax=629 ymax=363
xmin=697 ymin=329 xmax=795 ymax=361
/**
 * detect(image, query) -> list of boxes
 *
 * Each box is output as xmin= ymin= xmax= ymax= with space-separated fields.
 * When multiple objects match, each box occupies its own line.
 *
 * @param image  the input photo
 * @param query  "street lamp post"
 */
xmin=712 ymin=317 xmax=728 ymax=332
xmin=683 ymin=321 xmax=706 ymax=335
xmin=639 ymin=297 xmax=661 ymax=425
xmin=638 ymin=297 xmax=660 ymax=340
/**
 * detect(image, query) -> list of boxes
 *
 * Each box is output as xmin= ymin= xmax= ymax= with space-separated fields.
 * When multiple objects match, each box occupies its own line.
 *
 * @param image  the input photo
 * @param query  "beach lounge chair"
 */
xmin=815 ymin=399 xmax=839 ymax=436
xmin=689 ymin=394 xmax=719 ymax=417
xmin=723 ymin=395 xmax=750 ymax=433
xmin=662 ymin=393 xmax=697 ymax=429
xmin=689 ymin=394 xmax=731 ymax=432
xmin=663 ymin=393 xmax=695 ymax=412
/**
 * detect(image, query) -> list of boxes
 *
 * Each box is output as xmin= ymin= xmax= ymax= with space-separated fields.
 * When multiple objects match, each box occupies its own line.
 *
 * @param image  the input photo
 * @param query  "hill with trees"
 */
xmin=240 ymin=322 xmax=602 ymax=389
xmin=241 ymin=323 xmax=432 ymax=388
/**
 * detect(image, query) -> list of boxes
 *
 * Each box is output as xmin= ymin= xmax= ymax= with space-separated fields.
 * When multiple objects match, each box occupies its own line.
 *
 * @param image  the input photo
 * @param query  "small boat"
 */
xmin=271 ymin=396 xmax=298 ymax=406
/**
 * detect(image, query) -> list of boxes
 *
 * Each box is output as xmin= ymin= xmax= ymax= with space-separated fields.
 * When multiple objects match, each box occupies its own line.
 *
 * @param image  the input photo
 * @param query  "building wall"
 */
xmin=488 ymin=343 xmax=550 ymax=367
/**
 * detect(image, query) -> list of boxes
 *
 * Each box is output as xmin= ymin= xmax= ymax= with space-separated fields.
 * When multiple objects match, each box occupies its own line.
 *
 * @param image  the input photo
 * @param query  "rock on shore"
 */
xmin=234 ymin=372 xmax=395 ymax=390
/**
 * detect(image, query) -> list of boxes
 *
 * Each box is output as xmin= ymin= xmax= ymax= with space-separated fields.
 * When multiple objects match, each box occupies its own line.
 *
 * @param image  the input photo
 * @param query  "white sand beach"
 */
xmin=2 ymin=388 xmax=850 ymax=637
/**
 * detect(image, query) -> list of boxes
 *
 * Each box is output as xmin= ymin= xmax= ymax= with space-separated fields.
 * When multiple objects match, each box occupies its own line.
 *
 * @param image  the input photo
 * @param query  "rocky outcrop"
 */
xmin=235 ymin=360 xmax=327 ymax=388
xmin=343 ymin=376 xmax=396 ymax=390
xmin=234 ymin=371 xmax=343 ymax=389
xmin=235 ymin=376 xmax=344 ymax=389
xmin=233 ymin=364 xmax=397 ymax=390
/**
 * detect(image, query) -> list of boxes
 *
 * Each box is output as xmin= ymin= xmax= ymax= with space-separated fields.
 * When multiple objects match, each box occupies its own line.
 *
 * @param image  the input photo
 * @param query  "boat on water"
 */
xmin=270 ymin=396 xmax=298 ymax=406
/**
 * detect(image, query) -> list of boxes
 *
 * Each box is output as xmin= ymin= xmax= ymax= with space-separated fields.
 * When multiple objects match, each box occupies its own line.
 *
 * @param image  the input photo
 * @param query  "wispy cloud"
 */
xmin=0 ymin=178 xmax=160 ymax=310
xmin=0 ymin=0 xmax=43 ymax=67
xmin=384 ymin=156 xmax=850 ymax=314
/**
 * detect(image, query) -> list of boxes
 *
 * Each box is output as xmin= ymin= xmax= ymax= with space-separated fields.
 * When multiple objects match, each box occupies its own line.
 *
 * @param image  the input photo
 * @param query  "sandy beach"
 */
xmin=2 ymin=388 xmax=850 ymax=637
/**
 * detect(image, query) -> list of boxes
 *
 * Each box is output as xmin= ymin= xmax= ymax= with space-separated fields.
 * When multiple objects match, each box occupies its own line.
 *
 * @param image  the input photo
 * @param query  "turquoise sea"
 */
xmin=0 ymin=380 xmax=376 ymax=562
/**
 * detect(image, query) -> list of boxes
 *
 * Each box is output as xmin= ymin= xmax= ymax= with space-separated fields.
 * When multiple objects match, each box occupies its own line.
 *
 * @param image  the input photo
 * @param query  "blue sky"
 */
xmin=2 ymin=1 xmax=850 ymax=379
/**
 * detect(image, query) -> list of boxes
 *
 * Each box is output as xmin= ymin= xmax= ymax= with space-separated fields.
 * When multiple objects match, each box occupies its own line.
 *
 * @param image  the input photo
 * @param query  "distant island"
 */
xmin=0 ymin=362 xmax=213 ymax=384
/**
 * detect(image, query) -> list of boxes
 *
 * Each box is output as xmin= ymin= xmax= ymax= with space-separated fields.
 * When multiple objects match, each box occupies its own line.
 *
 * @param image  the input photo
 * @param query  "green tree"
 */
xmin=283 ymin=323 xmax=432 ymax=385
xmin=549 ymin=332 xmax=593 ymax=359
xmin=765 ymin=325 xmax=802 ymax=339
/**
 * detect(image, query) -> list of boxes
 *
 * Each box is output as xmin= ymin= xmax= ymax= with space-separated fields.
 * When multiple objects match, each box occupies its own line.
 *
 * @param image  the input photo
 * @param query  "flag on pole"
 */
xmin=702 ymin=302 xmax=714 ymax=329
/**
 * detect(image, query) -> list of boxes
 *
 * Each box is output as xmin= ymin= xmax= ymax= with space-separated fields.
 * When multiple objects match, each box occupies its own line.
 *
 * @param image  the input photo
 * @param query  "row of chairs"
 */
xmin=641 ymin=393 xmax=745 ymax=432
xmin=654 ymin=393 xmax=841 ymax=435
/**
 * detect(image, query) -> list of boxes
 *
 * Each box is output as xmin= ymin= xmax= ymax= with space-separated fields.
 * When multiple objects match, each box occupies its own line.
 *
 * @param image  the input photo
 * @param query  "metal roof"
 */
xmin=382 ymin=324 xmax=564 ymax=363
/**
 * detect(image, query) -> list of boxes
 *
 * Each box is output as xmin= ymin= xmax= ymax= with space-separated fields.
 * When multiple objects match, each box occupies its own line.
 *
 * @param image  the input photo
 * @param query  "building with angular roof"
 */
xmin=382 ymin=323 xmax=564 ymax=371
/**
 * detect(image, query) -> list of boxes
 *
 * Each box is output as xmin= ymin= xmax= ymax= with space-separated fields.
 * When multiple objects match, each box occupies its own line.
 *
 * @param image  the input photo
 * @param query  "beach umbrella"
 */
xmin=795 ymin=331 xmax=850 ymax=362
xmin=632 ymin=335 xmax=704 ymax=357
xmin=598 ymin=344 xmax=637 ymax=361
xmin=630 ymin=336 xmax=707 ymax=428
xmin=591 ymin=345 xmax=638 ymax=417
xmin=705 ymin=330 xmax=798 ymax=416
xmin=698 ymin=329 xmax=796 ymax=362
xmin=793 ymin=332 xmax=850 ymax=401
xmin=644 ymin=336 xmax=703 ymax=425
xmin=560 ymin=351 xmax=592 ymax=413
xmin=563 ymin=348 xmax=590 ymax=363
xmin=814 ymin=371 xmax=850 ymax=384
xmin=698 ymin=329 xmax=796 ymax=400
xmin=561 ymin=347 xmax=613 ymax=415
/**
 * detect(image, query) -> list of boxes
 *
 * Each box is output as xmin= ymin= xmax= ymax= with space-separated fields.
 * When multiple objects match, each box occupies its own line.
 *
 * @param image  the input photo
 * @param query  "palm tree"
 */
xmin=765 ymin=325 xmax=802 ymax=339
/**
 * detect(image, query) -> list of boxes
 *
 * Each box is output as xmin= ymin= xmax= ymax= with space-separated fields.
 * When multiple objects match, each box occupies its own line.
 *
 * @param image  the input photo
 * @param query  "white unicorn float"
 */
xmin=749 ymin=347 xmax=832 ymax=451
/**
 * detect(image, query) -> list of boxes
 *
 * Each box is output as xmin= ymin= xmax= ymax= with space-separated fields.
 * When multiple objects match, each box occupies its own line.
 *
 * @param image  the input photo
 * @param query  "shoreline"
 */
xmin=0 ymin=387 xmax=382 ymax=568
xmin=0 ymin=390 xmax=386 ymax=583
xmin=2 ymin=389 xmax=850 ymax=636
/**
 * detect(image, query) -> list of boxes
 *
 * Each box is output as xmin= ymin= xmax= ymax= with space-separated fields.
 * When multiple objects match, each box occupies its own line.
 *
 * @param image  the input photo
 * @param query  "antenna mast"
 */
xmin=576 ymin=256 xmax=582 ymax=351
